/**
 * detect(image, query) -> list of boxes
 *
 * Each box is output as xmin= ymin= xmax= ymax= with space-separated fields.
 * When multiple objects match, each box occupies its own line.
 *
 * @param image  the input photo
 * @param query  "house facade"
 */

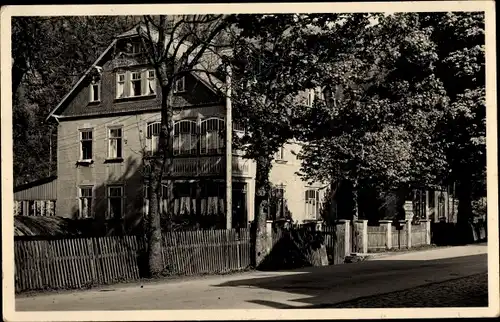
xmin=46 ymin=26 xmax=325 ymax=233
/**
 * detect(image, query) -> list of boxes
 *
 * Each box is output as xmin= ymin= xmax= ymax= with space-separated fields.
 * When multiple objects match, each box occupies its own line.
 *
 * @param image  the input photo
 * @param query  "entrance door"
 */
xmin=232 ymin=183 xmax=247 ymax=229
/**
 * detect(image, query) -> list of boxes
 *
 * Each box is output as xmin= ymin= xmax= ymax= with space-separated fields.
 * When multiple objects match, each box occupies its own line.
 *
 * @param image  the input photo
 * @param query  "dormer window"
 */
xmin=131 ymin=72 xmax=142 ymax=97
xmin=116 ymin=73 xmax=125 ymax=98
xmin=90 ymin=80 xmax=100 ymax=103
xmin=147 ymin=70 xmax=156 ymax=95
xmin=116 ymin=69 xmax=156 ymax=100
xmin=174 ymin=76 xmax=186 ymax=93
xmin=132 ymin=43 xmax=142 ymax=54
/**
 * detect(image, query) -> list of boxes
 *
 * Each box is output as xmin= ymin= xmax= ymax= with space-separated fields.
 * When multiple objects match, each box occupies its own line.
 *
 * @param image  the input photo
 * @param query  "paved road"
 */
xmin=325 ymin=273 xmax=488 ymax=308
xmin=16 ymin=245 xmax=488 ymax=310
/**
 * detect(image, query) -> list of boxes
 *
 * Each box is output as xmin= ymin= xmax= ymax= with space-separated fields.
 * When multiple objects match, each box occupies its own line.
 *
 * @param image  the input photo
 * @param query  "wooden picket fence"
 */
xmin=411 ymin=224 xmax=427 ymax=247
xmin=161 ymin=229 xmax=252 ymax=275
xmin=391 ymin=226 xmax=408 ymax=249
xmin=15 ymin=228 xmax=252 ymax=293
xmin=15 ymin=236 xmax=141 ymax=292
xmin=367 ymin=226 xmax=386 ymax=251
xmin=323 ymin=225 xmax=347 ymax=265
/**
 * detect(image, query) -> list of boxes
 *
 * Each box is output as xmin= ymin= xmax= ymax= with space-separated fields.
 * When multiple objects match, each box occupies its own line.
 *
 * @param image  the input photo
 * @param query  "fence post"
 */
xmin=400 ymin=219 xmax=412 ymax=249
xmin=337 ymin=220 xmax=351 ymax=256
xmin=265 ymin=220 xmax=273 ymax=256
xmin=379 ymin=220 xmax=392 ymax=250
xmin=421 ymin=219 xmax=431 ymax=245
xmin=354 ymin=220 xmax=368 ymax=254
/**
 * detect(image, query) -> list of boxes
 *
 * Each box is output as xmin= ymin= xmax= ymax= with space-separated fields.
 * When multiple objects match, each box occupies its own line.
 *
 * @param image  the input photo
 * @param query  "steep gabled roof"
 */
xmin=46 ymin=39 xmax=117 ymax=121
xmin=47 ymin=23 xmax=227 ymax=121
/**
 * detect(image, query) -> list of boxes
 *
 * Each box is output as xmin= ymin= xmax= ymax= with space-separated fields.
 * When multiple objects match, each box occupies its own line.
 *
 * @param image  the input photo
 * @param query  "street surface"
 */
xmin=16 ymin=245 xmax=487 ymax=310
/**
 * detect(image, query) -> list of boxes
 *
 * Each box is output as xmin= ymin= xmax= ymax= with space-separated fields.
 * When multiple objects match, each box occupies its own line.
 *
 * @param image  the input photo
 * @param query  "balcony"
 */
xmin=144 ymin=156 xmax=252 ymax=177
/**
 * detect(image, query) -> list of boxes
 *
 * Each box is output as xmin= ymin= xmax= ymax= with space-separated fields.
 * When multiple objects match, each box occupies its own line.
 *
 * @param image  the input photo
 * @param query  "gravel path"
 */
xmin=326 ymin=273 xmax=488 ymax=308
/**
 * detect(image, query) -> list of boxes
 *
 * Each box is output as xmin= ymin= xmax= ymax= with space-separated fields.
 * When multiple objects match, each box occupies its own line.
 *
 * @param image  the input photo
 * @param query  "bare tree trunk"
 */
xmin=254 ymin=155 xmax=272 ymax=267
xmin=147 ymin=171 xmax=163 ymax=276
xmin=147 ymin=80 xmax=173 ymax=277
xmin=352 ymin=181 xmax=359 ymax=221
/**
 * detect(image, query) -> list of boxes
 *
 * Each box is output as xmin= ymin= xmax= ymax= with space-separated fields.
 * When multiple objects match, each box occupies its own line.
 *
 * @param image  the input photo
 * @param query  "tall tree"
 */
xmin=12 ymin=16 xmax=138 ymax=185
xmin=225 ymin=14 xmax=327 ymax=266
xmin=420 ymin=12 xmax=486 ymax=224
xmin=136 ymin=15 xmax=230 ymax=276
xmin=296 ymin=13 xmax=449 ymax=220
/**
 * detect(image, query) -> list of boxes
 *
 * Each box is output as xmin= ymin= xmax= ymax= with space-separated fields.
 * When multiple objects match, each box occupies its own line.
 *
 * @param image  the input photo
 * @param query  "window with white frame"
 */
xmin=147 ymin=70 xmax=156 ymax=95
xmin=116 ymin=73 xmax=125 ymax=98
xmin=200 ymin=118 xmax=225 ymax=155
xmin=107 ymin=185 xmax=124 ymax=219
xmin=305 ymin=189 xmax=320 ymax=219
xmin=118 ymin=69 xmax=156 ymax=98
xmin=130 ymin=71 xmax=142 ymax=97
xmin=79 ymin=186 xmax=93 ymax=218
xmin=174 ymin=76 xmax=186 ymax=93
xmin=108 ymin=127 xmax=123 ymax=159
xmin=80 ymin=129 xmax=93 ymax=161
xmin=146 ymin=122 xmax=161 ymax=154
xmin=173 ymin=120 xmax=198 ymax=155
xmin=90 ymin=80 xmax=100 ymax=102
xmin=274 ymin=146 xmax=285 ymax=161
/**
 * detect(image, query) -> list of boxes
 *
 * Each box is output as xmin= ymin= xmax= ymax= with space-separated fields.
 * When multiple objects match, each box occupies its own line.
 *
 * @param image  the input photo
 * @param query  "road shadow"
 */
xmin=212 ymin=254 xmax=488 ymax=309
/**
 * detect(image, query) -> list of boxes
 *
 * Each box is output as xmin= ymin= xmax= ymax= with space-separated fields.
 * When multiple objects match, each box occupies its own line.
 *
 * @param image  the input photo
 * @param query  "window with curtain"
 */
xmin=108 ymin=127 xmax=123 ymax=159
xmin=116 ymin=73 xmax=125 ymax=98
xmin=173 ymin=120 xmax=198 ymax=155
xmin=147 ymin=70 xmax=156 ymax=95
xmin=200 ymin=118 xmax=225 ymax=155
xmin=79 ymin=186 xmax=93 ymax=218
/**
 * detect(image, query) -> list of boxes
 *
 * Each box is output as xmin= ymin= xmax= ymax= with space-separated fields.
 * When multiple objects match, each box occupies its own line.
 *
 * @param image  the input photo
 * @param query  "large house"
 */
xmin=42 ymin=25 xmax=326 ymax=233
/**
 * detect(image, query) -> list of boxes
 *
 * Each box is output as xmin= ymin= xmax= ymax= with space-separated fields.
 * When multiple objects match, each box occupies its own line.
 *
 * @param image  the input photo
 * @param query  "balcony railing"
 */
xmin=144 ymin=156 xmax=251 ymax=177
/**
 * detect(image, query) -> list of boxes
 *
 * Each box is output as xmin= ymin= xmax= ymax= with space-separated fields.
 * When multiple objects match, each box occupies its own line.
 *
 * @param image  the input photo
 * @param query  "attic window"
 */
xmin=116 ymin=73 xmax=125 ymax=98
xmin=131 ymin=72 xmax=142 ymax=97
xmin=147 ymin=70 xmax=156 ymax=95
xmin=90 ymin=80 xmax=100 ymax=103
xmin=132 ymin=43 xmax=142 ymax=54
xmin=118 ymin=69 xmax=156 ymax=99
xmin=174 ymin=76 xmax=186 ymax=93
